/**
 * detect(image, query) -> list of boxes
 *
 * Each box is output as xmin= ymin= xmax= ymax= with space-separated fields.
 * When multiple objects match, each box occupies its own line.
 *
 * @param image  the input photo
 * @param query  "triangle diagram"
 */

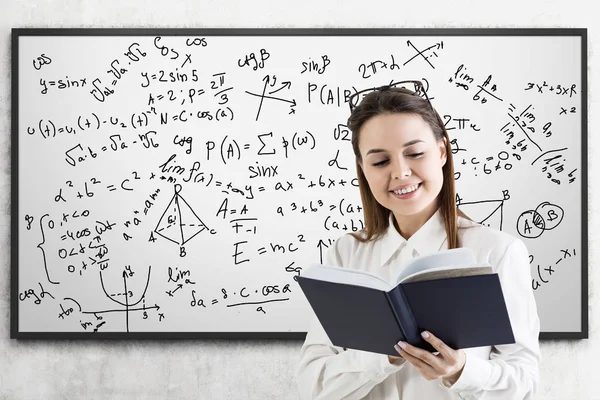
xmin=458 ymin=200 xmax=503 ymax=230
xmin=155 ymin=194 xmax=183 ymax=244
xmin=154 ymin=185 xmax=208 ymax=246
xmin=177 ymin=195 xmax=207 ymax=245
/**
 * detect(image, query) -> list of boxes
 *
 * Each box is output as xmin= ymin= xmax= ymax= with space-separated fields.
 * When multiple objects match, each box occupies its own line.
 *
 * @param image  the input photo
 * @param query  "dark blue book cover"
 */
xmin=298 ymin=278 xmax=405 ymax=355
xmin=298 ymin=273 xmax=515 ymax=356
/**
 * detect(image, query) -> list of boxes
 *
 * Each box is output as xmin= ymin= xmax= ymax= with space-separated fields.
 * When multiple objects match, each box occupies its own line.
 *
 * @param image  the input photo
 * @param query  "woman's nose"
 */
xmin=392 ymin=157 xmax=411 ymax=179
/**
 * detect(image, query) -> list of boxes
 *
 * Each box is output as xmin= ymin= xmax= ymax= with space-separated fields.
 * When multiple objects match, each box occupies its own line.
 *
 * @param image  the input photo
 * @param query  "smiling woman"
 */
xmin=358 ymin=113 xmax=447 ymax=239
xmin=295 ymin=82 xmax=541 ymax=400
xmin=348 ymin=84 xmax=463 ymax=247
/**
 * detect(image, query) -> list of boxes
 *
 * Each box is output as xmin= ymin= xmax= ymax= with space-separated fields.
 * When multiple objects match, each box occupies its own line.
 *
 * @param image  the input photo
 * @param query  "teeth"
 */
xmin=393 ymin=184 xmax=419 ymax=195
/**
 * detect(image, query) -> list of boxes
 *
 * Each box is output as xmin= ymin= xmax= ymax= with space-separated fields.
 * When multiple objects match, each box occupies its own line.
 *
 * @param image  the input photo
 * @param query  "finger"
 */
xmin=397 ymin=339 xmax=461 ymax=380
xmin=421 ymin=331 xmax=453 ymax=358
xmin=394 ymin=344 xmax=433 ymax=372
xmin=395 ymin=341 xmax=437 ymax=369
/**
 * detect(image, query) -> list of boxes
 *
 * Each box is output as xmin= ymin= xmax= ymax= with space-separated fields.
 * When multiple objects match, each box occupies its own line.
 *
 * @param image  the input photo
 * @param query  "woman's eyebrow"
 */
xmin=365 ymin=149 xmax=386 ymax=156
xmin=365 ymin=140 xmax=425 ymax=156
xmin=403 ymin=139 xmax=425 ymax=147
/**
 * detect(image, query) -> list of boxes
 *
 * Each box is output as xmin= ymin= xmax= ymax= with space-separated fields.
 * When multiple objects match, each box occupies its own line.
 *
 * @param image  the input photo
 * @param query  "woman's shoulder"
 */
xmin=330 ymin=231 xmax=375 ymax=254
xmin=458 ymin=216 xmax=527 ymax=263
xmin=325 ymin=230 xmax=381 ymax=267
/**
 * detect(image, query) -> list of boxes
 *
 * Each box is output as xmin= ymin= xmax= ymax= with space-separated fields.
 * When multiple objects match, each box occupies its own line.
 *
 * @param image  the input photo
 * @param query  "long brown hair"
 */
xmin=347 ymin=87 xmax=469 ymax=249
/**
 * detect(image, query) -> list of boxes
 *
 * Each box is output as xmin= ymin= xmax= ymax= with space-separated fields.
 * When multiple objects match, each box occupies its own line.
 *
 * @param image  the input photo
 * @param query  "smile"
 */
xmin=391 ymin=183 xmax=421 ymax=195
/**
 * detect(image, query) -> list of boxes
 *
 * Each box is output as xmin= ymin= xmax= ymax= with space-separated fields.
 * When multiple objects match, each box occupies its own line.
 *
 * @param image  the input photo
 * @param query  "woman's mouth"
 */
xmin=390 ymin=183 xmax=422 ymax=199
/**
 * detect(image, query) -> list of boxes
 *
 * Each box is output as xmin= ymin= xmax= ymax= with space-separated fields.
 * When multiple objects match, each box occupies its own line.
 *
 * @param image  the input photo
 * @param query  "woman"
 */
xmin=295 ymin=82 xmax=541 ymax=399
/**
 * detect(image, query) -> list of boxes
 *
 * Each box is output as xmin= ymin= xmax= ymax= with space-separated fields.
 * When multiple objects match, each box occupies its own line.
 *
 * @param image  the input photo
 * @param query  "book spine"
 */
xmin=387 ymin=286 xmax=421 ymax=346
xmin=384 ymin=291 xmax=408 ymax=342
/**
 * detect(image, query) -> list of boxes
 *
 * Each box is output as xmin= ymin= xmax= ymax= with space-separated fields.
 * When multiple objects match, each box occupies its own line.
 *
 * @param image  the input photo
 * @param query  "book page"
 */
xmin=394 ymin=248 xmax=482 ymax=284
xmin=300 ymin=264 xmax=392 ymax=291
xmin=400 ymin=266 xmax=493 ymax=284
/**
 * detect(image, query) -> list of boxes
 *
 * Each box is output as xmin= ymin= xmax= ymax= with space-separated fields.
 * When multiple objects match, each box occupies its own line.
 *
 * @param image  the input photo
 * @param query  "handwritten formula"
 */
xmin=15 ymin=32 xmax=583 ymax=335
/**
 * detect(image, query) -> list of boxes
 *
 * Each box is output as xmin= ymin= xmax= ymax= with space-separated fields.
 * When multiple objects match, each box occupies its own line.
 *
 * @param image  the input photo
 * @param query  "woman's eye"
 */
xmin=408 ymin=152 xmax=424 ymax=158
xmin=372 ymin=159 xmax=389 ymax=167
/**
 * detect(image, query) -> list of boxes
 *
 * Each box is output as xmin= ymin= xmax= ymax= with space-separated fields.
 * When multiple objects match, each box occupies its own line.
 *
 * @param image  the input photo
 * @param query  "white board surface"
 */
xmin=12 ymin=29 xmax=586 ymax=338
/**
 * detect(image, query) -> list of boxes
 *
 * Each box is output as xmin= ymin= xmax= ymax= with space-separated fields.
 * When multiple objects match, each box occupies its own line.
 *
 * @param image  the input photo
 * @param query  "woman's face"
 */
xmin=358 ymin=112 xmax=447 ymax=223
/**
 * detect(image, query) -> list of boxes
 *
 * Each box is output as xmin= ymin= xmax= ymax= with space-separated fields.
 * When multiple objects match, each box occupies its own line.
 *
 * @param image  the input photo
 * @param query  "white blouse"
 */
xmin=295 ymin=209 xmax=541 ymax=399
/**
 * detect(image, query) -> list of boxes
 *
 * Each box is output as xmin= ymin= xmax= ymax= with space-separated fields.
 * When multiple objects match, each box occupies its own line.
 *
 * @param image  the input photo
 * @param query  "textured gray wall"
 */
xmin=1 ymin=1 xmax=599 ymax=399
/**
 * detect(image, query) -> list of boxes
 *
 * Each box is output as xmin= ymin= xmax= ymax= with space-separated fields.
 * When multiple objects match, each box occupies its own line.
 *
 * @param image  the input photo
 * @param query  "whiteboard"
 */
xmin=11 ymin=29 xmax=587 ymax=339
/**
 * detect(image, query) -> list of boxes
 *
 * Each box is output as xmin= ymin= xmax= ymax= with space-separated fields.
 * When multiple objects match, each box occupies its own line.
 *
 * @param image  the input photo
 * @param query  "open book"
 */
xmin=297 ymin=248 xmax=515 ymax=356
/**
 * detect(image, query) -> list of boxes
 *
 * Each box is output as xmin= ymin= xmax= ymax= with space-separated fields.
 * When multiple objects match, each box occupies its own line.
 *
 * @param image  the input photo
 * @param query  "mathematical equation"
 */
xmin=18 ymin=34 xmax=583 ymax=333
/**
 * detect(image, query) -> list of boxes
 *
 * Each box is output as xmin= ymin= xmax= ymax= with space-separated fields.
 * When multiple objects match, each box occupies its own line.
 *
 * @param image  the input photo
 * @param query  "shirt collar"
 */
xmin=380 ymin=208 xmax=448 ymax=267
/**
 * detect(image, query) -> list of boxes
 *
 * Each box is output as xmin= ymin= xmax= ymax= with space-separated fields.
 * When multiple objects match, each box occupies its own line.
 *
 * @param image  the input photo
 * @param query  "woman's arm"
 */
xmin=295 ymin=236 xmax=406 ymax=399
xmin=441 ymin=239 xmax=541 ymax=399
xmin=295 ymin=316 xmax=405 ymax=400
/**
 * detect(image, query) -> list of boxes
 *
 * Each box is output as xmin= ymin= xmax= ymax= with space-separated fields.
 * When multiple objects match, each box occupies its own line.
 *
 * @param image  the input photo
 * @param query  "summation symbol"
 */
xmin=154 ymin=184 xmax=209 ymax=246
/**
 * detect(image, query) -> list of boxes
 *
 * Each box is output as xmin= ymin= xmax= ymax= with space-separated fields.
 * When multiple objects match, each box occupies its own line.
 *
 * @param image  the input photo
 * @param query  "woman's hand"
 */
xmin=393 ymin=331 xmax=466 ymax=385
xmin=387 ymin=355 xmax=404 ymax=365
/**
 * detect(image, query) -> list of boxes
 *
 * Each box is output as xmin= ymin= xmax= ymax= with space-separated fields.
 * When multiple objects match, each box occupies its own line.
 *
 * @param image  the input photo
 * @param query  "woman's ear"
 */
xmin=439 ymin=138 xmax=448 ymax=167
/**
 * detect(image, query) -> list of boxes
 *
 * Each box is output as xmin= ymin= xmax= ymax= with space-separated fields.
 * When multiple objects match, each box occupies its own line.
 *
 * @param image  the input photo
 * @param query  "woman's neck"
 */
xmin=392 ymin=204 xmax=439 ymax=240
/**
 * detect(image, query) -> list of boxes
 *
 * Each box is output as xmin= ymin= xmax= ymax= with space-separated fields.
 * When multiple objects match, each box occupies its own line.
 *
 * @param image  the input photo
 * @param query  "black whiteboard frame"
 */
xmin=11 ymin=28 xmax=588 ymax=341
